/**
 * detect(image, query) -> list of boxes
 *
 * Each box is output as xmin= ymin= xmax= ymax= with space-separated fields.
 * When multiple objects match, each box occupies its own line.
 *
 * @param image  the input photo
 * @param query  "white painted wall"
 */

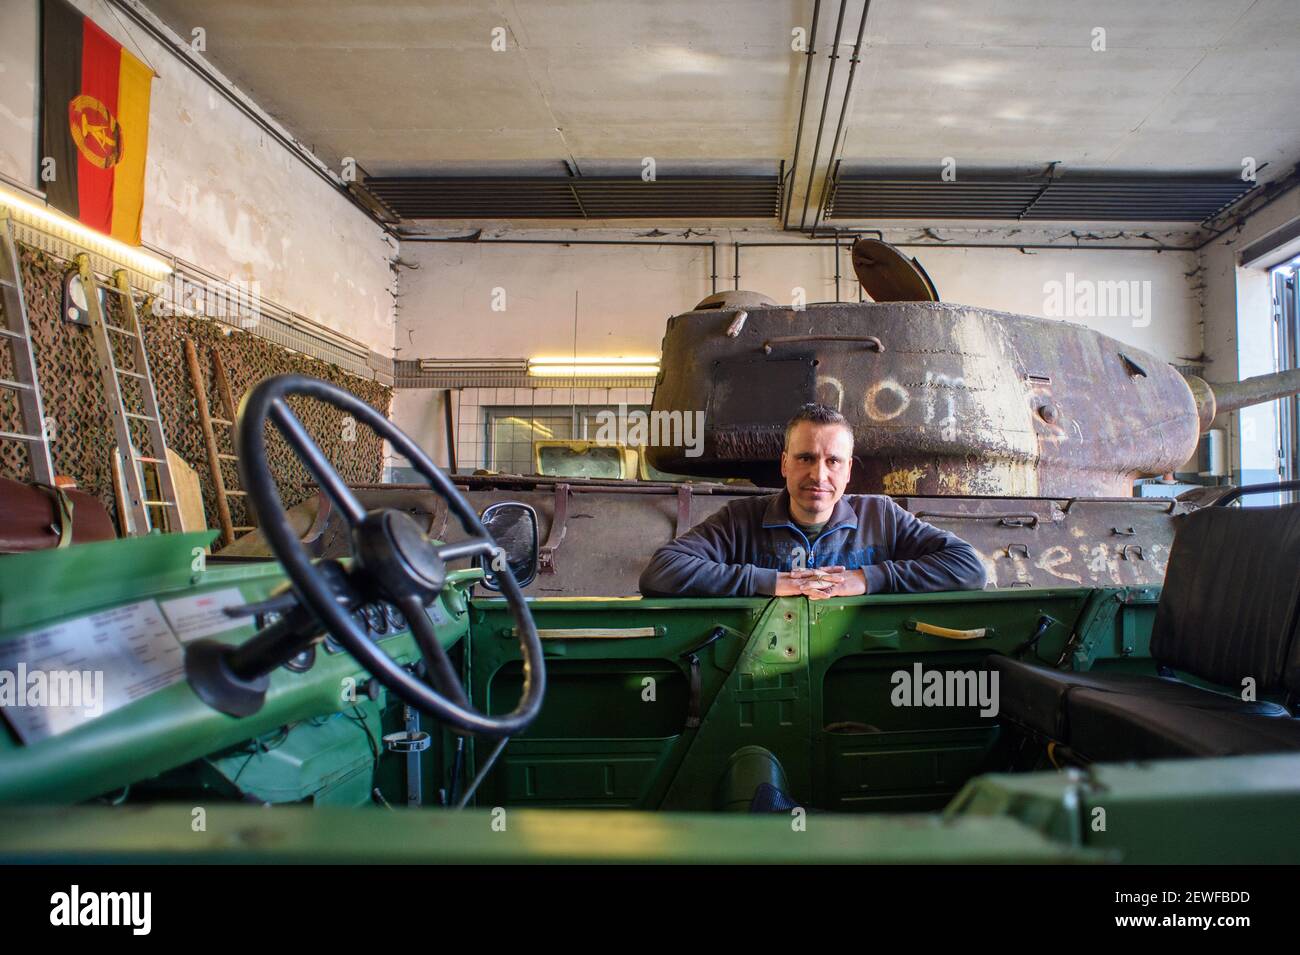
xmin=0 ymin=0 xmax=39 ymax=185
xmin=0 ymin=0 xmax=396 ymax=352
xmin=393 ymin=226 xmax=1204 ymax=468
xmin=397 ymin=231 xmax=1200 ymax=361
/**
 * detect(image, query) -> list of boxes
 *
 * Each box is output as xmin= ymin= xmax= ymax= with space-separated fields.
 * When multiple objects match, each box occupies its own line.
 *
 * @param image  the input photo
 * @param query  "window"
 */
xmin=483 ymin=405 xmax=650 ymax=476
xmin=451 ymin=387 xmax=658 ymax=476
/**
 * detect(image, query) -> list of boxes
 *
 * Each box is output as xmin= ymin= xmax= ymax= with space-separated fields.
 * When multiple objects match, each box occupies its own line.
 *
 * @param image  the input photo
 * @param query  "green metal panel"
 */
xmin=808 ymin=589 xmax=1093 ymax=810
xmin=0 ymin=532 xmax=223 ymax=632
xmin=466 ymin=587 xmax=1113 ymax=813
xmin=947 ymin=753 xmax=1300 ymax=864
xmin=0 ymin=804 xmax=1102 ymax=864
xmin=138 ymin=699 xmax=387 ymax=806
xmin=217 ymin=702 xmax=385 ymax=807
xmin=468 ymin=597 xmax=765 ymax=809
xmin=661 ymin=597 xmax=813 ymax=809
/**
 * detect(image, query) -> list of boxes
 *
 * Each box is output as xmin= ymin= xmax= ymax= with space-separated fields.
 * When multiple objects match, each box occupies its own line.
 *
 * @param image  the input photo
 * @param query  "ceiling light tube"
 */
xmin=528 ymin=364 xmax=659 ymax=377
xmin=529 ymin=355 xmax=660 ymax=367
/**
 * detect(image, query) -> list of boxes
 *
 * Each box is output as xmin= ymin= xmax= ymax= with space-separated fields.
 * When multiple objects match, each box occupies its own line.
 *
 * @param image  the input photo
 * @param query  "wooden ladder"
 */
xmin=0 ymin=211 xmax=54 ymax=484
xmin=183 ymin=337 xmax=253 ymax=547
xmin=78 ymin=253 xmax=178 ymax=535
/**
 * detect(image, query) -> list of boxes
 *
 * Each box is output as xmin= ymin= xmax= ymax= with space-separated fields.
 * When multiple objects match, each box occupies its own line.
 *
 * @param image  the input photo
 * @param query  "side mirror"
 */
xmin=476 ymin=502 xmax=540 ymax=591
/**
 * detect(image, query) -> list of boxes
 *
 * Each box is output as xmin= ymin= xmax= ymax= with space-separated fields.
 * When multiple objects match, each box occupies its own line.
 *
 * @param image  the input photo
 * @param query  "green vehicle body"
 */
xmin=0 ymin=532 xmax=1296 ymax=864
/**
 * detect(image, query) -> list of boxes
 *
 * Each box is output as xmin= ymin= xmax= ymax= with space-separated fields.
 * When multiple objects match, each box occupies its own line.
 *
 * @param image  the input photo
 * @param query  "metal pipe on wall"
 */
xmin=797 ymin=0 xmax=850 ymax=232
xmin=811 ymin=1 xmax=871 ymax=236
xmin=782 ymin=0 xmax=822 ymax=229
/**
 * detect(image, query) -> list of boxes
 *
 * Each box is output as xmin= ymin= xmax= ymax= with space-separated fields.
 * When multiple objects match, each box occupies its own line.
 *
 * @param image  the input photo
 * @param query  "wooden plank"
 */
xmin=166 ymin=448 xmax=208 ymax=536
xmin=211 ymin=348 xmax=253 ymax=532
xmin=110 ymin=448 xmax=133 ymax=537
xmin=183 ymin=337 xmax=234 ymax=546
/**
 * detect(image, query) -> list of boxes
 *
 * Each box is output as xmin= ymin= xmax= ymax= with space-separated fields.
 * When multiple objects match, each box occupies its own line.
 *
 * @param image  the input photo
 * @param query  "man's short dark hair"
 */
xmin=784 ymin=403 xmax=854 ymax=450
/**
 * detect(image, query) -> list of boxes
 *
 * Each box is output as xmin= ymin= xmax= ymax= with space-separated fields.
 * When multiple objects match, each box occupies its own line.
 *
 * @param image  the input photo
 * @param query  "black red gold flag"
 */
xmin=41 ymin=0 xmax=153 ymax=245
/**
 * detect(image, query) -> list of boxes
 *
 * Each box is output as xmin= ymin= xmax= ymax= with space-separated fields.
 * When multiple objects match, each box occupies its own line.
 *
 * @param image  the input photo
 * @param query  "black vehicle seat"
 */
xmin=989 ymin=662 xmax=1289 ymax=741
xmin=993 ymin=500 xmax=1300 ymax=759
xmin=1067 ymin=687 xmax=1300 ymax=760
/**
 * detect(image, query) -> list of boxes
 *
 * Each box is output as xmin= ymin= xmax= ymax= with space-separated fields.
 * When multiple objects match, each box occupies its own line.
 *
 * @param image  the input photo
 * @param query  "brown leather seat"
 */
xmin=0 ymin=477 xmax=116 ymax=553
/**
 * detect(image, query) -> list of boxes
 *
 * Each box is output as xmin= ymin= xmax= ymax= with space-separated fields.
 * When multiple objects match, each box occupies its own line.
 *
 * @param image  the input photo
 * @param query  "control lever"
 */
xmin=186 ymin=560 xmax=362 ymax=717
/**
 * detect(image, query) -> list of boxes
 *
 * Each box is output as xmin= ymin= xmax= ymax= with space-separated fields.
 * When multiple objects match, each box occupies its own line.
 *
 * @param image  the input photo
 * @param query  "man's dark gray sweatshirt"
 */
xmin=638 ymin=490 xmax=988 ymax=597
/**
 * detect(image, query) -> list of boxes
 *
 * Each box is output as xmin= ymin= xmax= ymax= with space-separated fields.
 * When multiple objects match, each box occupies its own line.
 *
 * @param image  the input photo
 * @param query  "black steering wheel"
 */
xmin=237 ymin=373 xmax=545 ymax=737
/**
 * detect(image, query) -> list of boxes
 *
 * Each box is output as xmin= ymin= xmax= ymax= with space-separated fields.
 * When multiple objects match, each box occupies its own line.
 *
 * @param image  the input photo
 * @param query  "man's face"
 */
xmin=781 ymin=421 xmax=854 ymax=522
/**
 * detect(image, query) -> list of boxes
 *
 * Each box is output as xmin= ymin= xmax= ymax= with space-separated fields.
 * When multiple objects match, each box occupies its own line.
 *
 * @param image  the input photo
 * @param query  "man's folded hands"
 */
xmin=774 ymin=565 xmax=868 ymax=599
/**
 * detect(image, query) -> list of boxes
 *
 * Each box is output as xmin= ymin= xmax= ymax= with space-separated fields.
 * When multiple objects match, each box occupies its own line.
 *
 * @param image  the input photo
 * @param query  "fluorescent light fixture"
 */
xmin=529 ymin=364 xmax=659 ymax=377
xmin=529 ymin=355 xmax=659 ymax=366
xmin=0 ymin=185 xmax=173 ymax=277
xmin=419 ymin=358 xmax=530 ymax=372
xmin=528 ymin=355 xmax=659 ymax=377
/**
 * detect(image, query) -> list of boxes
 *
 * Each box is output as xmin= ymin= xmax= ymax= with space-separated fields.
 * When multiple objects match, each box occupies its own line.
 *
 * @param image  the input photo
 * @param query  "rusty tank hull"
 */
xmin=215 ymin=476 xmax=1188 ymax=596
xmin=646 ymin=299 xmax=1203 ymax=497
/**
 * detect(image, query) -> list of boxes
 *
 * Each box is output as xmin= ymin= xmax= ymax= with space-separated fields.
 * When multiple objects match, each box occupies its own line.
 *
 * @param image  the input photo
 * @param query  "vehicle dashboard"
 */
xmin=0 ymin=531 xmax=473 ymax=805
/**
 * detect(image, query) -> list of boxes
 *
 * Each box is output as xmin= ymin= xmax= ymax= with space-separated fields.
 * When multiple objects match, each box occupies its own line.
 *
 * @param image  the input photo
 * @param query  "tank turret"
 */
xmin=647 ymin=239 xmax=1300 ymax=497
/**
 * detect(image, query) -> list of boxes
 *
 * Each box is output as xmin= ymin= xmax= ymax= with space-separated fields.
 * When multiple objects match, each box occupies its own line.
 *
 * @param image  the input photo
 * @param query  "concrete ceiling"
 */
xmin=144 ymin=0 xmax=1300 ymax=201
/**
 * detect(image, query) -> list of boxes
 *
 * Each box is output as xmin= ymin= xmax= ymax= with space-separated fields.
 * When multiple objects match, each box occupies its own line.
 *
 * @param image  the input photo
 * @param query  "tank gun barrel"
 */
xmin=1183 ymin=369 xmax=1300 ymax=432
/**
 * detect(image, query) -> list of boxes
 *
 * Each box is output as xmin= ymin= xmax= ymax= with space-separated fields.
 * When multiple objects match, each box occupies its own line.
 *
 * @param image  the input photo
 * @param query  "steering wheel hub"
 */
xmin=355 ymin=509 xmax=447 ymax=601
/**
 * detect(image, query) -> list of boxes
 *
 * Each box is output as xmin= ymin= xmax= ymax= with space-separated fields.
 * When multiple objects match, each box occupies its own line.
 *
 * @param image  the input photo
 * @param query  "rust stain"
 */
xmin=882 ymin=466 xmax=927 ymax=495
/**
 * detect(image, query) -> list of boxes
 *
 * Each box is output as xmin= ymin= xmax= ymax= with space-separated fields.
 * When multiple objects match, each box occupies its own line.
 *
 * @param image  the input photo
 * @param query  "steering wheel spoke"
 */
xmin=233 ymin=374 xmax=545 ymax=738
xmin=268 ymin=399 xmax=368 ymax=526
xmin=397 ymin=594 xmax=471 ymax=709
xmin=433 ymin=536 xmax=499 ymax=565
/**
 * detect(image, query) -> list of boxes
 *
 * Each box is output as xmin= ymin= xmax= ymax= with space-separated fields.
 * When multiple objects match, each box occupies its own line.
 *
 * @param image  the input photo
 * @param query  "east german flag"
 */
xmin=41 ymin=0 xmax=153 ymax=245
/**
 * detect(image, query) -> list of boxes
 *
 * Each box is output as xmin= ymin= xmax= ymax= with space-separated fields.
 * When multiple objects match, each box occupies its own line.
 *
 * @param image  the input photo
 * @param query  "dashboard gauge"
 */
xmin=384 ymin=602 xmax=406 ymax=632
xmin=364 ymin=604 xmax=386 ymax=635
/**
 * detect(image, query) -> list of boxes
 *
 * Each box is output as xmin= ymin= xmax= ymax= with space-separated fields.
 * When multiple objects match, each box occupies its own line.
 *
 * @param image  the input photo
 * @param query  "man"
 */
xmin=639 ymin=403 xmax=987 ymax=598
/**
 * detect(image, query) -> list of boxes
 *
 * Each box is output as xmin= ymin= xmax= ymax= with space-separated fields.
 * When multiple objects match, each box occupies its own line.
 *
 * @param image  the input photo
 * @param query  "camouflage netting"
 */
xmin=0 ymin=243 xmax=391 ymax=534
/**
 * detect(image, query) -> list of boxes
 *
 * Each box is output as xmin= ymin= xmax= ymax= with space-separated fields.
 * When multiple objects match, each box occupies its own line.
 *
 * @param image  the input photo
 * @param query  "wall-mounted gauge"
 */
xmin=61 ymin=268 xmax=107 ymax=326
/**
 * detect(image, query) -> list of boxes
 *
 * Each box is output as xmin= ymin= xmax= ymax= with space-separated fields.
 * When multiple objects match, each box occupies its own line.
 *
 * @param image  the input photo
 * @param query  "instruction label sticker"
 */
xmin=160 ymin=587 xmax=249 ymax=642
xmin=0 ymin=599 xmax=185 ymax=745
